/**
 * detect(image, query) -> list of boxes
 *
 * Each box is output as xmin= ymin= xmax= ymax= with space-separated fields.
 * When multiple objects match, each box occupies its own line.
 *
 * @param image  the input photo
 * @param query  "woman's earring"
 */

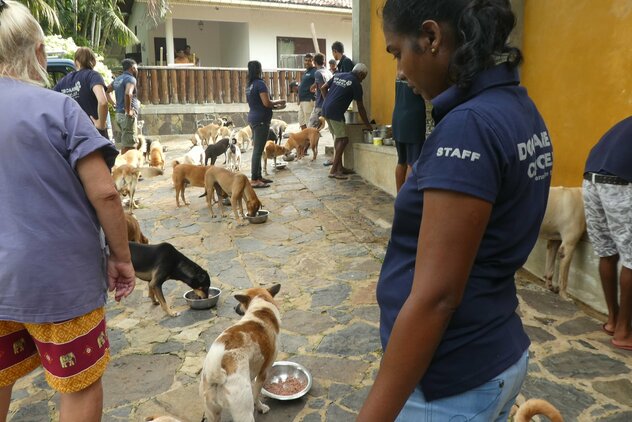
xmin=431 ymin=47 xmax=437 ymax=55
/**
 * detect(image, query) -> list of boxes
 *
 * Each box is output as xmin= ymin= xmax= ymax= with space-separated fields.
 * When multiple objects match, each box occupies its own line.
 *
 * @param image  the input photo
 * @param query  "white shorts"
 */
xmin=583 ymin=179 xmax=632 ymax=268
xmin=298 ymin=101 xmax=315 ymax=127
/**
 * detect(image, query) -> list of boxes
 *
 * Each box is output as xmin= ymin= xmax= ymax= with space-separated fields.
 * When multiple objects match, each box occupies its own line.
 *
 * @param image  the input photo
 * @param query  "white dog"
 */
xmin=184 ymin=145 xmax=205 ymax=166
xmin=539 ymin=186 xmax=586 ymax=298
xmin=226 ymin=140 xmax=242 ymax=172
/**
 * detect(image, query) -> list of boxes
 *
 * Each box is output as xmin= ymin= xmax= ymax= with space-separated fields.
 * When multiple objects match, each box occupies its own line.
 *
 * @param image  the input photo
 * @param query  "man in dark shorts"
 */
xmin=107 ymin=59 xmax=140 ymax=154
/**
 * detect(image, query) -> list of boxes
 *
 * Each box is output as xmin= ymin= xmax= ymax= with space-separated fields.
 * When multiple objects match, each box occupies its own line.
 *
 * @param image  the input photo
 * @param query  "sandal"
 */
xmin=602 ymin=323 xmax=615 ymax=336
xmin=323 ymin=160 xmax=333 ymax=167
xmin=260 ymin=177 xmax=273 ymax=184
xmin=250 ymin=180 xmax=270 ymax=188
xmin=329 ymin=173 xmax=348 ymax=180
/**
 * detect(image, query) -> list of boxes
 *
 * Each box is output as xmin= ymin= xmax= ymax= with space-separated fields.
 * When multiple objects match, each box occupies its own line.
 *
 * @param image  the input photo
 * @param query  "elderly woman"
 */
xmin=358 ymin=1 xmax=552 ymax=421
xmin=0 ymin=1 xmax=135 ymax=420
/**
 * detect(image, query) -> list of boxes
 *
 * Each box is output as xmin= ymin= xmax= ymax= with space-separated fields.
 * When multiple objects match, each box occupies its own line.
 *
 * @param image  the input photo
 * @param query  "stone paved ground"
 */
xmin=8 ymin=131 xmax=632 ymax=421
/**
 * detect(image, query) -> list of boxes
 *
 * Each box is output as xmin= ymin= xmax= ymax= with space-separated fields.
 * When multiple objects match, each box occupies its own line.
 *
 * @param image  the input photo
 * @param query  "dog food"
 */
xmin=264 ymin=377 xmax=307 ymax=396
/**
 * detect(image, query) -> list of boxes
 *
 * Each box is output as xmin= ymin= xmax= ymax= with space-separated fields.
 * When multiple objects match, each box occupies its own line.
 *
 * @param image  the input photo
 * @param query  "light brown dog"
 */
xmin=284 ymin=123 xmax=323 ymax=161
xmin=262 ymin=140 xmax=289 ymax=175
xmin=194 ymin=123 xmax=221 ymax=147
xmin=512 ymin=399 xmax=563 ymax=422
xmin=232 ymin=126 xmax=252 ymax=151
xmin=539 ymin=186 xmax=586 ymax=298
xmin=113 ymin=164 xmax=141 ymax=212
xmin=203 ymin=166 xmax=261 ymax=223
xmin=149 ymin=140 xmax=165 ymax=170
xmin=200 ymin=284 xmax=281 ymax=422
xmin=115 ymin=149 xmax=144 ymax=168
xmin=125 ymin=212 xmax=149 ymax=244
xmin=172 ymin=161 xmax=212 ymax=207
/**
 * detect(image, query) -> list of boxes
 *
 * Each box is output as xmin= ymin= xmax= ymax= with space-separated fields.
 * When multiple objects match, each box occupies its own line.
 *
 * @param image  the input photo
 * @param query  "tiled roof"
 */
xmin=257 ymin=0 xmax=352 ymax=9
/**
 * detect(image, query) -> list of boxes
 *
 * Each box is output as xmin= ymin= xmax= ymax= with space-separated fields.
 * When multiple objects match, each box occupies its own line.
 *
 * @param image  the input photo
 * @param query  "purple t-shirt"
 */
xmin=246 ymin=79 xmax=273 ymax=125
xmin=54 ymin=68 xmax=106 ymax=121
xmin=0 ymin=78 xmax=118 ymax=323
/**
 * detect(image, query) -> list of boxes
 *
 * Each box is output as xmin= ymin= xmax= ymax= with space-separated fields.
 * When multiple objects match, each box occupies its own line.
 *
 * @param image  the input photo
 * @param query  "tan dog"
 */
xmin=115 ymin=149 xmax=144 ymax=168
xmin=232 ymin=126 xmax=252 ymax=151
xmin=113 ymin=164 xmax=141 ymax=212
xmin=200 ymin=284 xmax=281 ymax=422
xmin=149 ymin=140 xmax=165 ymax=170
xmin=217 ymin=126 xmax=231 ymax=143
xmin=172 ymin=161 xmax=212 ymax=207
xmin=284 ymin=124 xmax=323 ymax=161
xmin=125 ymin=212 xmax=149 ymax=244
xmin=195 ymin=123 xmax=221 ymax=147
xmin=262 ymin=140 xmax=289 ymax=175
xmin=203 ymin=167 xmax=261 ymax=223
xmin=512 ymin=399 xmax=563 ymax=422
xmin=539 ymin=187 xmax=586 ymax=298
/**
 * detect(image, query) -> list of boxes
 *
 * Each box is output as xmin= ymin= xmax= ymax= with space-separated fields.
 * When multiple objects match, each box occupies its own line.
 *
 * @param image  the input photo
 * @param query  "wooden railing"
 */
xmin=136 ymin=66 xmax=304 ymax=105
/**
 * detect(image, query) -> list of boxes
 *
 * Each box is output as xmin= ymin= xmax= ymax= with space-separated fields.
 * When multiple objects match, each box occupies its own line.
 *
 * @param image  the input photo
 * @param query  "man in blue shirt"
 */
xmin=298 ymin=53 xmax=316 ymax=130
xmin=308 ymin=53 xmax=332 ymax=129
xmin=321 ymin=63 xmax=372 ymax=179
xmin=583 ymin=117 xmax=632 ymax=351
xmin=107 ymin=59 xmax=140 ymax=153
xmin=331 ymin=41 xmax=354 ymax=73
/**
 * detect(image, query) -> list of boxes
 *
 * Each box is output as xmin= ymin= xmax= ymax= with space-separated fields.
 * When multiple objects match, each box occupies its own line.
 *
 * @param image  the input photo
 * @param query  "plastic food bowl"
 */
xmin=261 ymin=361 xmax=312 ymax=400
xmin=245 ymin=210 xmax=269 ymax=224
xmin=183 ymin=287 xmax=221 ymax=310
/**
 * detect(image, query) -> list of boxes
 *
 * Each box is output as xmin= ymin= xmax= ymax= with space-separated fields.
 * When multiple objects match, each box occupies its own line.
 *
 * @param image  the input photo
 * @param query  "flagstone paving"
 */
xmin=8 ymin=132 xmax=632 ymax=421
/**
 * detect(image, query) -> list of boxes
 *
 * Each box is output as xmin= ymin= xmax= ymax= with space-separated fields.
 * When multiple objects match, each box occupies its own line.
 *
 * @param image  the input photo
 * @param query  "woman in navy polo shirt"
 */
xmin=246 ymin=60 xmax=285 ymax=188
xmin=358 ymin=1 xmax=552 ymax=421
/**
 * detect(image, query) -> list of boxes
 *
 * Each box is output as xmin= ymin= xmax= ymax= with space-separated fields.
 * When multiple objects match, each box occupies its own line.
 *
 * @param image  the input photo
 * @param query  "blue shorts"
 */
xmin=396 ymin=349 xmax=529 ymax=422
xmin=395 ymin=141 xmax=423 ymax=166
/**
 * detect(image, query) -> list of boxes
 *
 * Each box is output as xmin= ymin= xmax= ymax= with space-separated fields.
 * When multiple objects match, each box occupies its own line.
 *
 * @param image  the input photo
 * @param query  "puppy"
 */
xmin=196 ymin=123 xmax=221 ymax=147
xmin=203 ymin=166 xmax=261 ymax=223
xmin=172 ymin=161 xmax=212 ymax=207
xmin=284 ymin=126 xmax=322 ymax=161
xmin=113 ymin=164 xmax=141 ymax=212
xmin=539 ymin=187 xmax=586 ymax=298
xmin=149 ymin=140 xmax=165 ymax=170
xmin=125 ymin=212 xmax=149 ymax=244
xmin=226 ymin=140 xmax=242 ymax=172
xmin=200 ymin=284 xmax=281 ymax=422
xmin=232 ymin=126 xmax=252 ymax=152
xmin=262 ymin=140 xmax=289 ymax=175
xmin=184 ymin=145 xmax=205 ymax=166
xmin=512 ymin=399 xmax=563 ymax=422
xmin=205 ymin=138 xmax=230 ymax=166
xmin=129 ymin=241 xmax=211 ymax=317
xmin=115 ymin=149 xmax=144 ymax=168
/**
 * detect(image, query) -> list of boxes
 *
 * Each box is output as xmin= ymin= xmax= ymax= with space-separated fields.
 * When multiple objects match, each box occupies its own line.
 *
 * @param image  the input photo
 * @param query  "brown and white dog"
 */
xmin=539 ymin=186 xmax=586 ymax=298
xmin=512 ymin=399 xmax=563 ymax=422
xmin=113 ymin=164 xmax=141 ymax=212
xmin=115 ymin=149 xmax=144 ymax=168
xmin=262 ymin=140 xmax=289 ymax=175
xmin=199 ymin=284 xmax=281 ymax=422
xmin=125 ymin=212 xmax=149 ymax=244
xmin=203 ymin=167 xmax=261 ymax=223
xmin=172 ymin=161 xmax=212 ymax=207
xmin=149 ymin=140 xmax=165 ymax=170
xmin=284 ymin=119 xmax=325 ymax=161
xmin=232 ymin=126 xmax=252 ymax=152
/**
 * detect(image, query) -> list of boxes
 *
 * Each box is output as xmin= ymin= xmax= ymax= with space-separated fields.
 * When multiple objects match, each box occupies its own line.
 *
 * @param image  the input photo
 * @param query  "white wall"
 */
xmin=133 ymin=3 xmax=352 ymax=68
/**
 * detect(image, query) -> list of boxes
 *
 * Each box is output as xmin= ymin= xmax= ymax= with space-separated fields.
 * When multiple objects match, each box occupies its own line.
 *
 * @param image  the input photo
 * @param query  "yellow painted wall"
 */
xmin=370 ymin=0 xmax=396 ymax=125
xmin=368 ymin=0 xmax=632 ymax=187
xmin=522 ymin=0 xmax=632 ymax=186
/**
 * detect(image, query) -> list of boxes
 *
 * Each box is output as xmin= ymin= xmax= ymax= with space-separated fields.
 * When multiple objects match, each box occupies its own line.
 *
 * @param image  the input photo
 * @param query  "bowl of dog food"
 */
xmin=275 ymin=163 xmax=287 ymax=170
xmin=183 ymin=287 xmax=221 ymax=310
xmin=283 ymin=153 xmax=296 ymax=162
xmin=262 ymin=361 xmax=312 ymax=400
xmin=245 ymin=210 xmax=269 ymax=224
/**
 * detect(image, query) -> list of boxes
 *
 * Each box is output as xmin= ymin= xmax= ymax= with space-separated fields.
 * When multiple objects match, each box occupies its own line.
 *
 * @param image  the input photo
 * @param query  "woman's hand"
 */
xmin=107 ymin=257 xmax=135 ymax=302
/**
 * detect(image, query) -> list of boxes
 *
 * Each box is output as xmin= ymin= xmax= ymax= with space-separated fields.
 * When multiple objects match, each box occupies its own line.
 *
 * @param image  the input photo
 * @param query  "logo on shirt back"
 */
xmin=517 ymin=131 xmax=552 ymax=180
xmin=60 ymin=81 xmax=81 ymax=100
xmin=333 ymin=78 xmax=353 ymax=88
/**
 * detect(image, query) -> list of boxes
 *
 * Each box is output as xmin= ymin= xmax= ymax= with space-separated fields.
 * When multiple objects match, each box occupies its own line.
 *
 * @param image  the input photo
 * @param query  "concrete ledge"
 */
xmin=352 ymin=142 xmax=398 ymax=197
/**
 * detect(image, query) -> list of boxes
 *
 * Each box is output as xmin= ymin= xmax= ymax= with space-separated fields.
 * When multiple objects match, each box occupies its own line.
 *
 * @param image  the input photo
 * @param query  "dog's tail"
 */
xmin=317 ymin=116 xmax=326 ymax=132
xmin=200 ymin=344 xmax=228 ymax=401
xmin=172 ymin=160 xmax=181 ymax=169
xmin=514 ymin=399 xmax=563 ymax=422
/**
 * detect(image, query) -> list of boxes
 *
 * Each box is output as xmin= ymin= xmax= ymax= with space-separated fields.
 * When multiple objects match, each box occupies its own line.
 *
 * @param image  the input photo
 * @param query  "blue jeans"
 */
xmin=250 ymin=122 xmax=270 ymax=181
xmin=395 ymin=350 xmax=529 ymax=422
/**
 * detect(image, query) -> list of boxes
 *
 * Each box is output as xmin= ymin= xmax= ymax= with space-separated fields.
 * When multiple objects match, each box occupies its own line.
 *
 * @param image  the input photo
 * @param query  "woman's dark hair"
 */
xmin=247 ymin=60 xmax=262 ymax=85
xmin=382 ymin=0 xmax=522 ymax=89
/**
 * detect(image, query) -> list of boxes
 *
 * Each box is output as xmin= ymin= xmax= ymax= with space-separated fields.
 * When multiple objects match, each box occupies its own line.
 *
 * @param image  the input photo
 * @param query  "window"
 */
xmin=154 ymin=37 xmax=188 ymax=64
xmin=277 ymin=37 xmax=326 ymax=68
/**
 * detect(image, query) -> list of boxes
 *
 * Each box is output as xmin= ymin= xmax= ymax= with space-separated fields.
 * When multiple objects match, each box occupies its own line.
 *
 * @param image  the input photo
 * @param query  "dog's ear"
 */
xmin=268 ymin=284 xmax=281 ymax=297
xmin=234 ymin=294 xmax=250 ymax=305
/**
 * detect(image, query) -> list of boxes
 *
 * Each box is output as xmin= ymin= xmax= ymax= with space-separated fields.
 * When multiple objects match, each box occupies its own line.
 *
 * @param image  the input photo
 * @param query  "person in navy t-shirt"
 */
xmin=331 ymin=41 xmax=354 ymax=73
xmin=583 ymin=117 xmax=632 ymax=351
xmin=298 ymin=53 xmax=316 ymax=130
xmin=245 ymin=60 xmax=286 ymax=188
xmin=321 ymin=64 xmax=372 ymax=179
xmin=54 ymin=47 xmax=109 ymax=139
xmin=358 ymin=1 xmax=552 ymax=421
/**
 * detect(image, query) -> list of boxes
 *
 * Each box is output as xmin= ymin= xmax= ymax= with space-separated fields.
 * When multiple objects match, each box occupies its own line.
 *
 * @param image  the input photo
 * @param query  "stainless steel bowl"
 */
xmin=275 ymin=163 xmax=287 ymax=170
xmin=261 ymin=361 xmax=312 ymax=400
xmin=245 ymin=210 xmax=269 ymax=224
xmin=283 ymin=153 xmax=295 ymax=162
xmin=183 ymin=287 xmax=221 ymax=310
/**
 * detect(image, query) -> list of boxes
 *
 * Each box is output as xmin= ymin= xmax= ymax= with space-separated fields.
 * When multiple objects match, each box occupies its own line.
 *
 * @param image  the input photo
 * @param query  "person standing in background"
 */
xmin=309 ymin=53 xmax=332 ymax=129
xmin=392 ymin=77 xmax=426 ymax=192
xmin=331 ymin=41 xmax=354 ymax=73
xmin=329 ymin=58 xmax=338 ymax=74
xmin=107 ymin=58 xmax=140 ymax=154
xmin=582 ymin=116 xmax=632 ymax=352
xmin=298 ymin=53 xmax=317 ymax=130
xmin=54 ymin=47 xmax=110 ymax=139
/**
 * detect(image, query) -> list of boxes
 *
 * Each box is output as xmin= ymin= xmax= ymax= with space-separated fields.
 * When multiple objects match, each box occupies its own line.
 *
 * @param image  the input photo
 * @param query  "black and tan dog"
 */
xmin=129 ymin=242 xmax=211 ymax=317
xmin=204 ymin=138 xmax=230 ymax=165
